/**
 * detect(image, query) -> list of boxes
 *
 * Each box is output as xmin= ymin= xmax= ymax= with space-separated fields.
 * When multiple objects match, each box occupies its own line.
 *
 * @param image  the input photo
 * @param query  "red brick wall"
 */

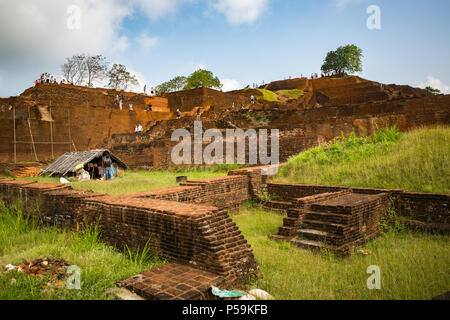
xmin=0 ymin=178 xmax=258 ymax=286
xmin=266 ymin=183 xmax=449 ymax=225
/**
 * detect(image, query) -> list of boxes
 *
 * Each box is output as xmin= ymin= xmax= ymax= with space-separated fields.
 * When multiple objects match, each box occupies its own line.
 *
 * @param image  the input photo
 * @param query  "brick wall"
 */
xmin=266 ymin=183 xmax=449 ymax=226
xmin=0 ymin=178 xmax=258 ymax=286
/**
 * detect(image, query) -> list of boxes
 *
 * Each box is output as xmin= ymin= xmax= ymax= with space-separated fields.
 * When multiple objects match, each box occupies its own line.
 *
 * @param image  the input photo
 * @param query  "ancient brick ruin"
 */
xmin=1 ymin=76 xmax=449 ymax=168
xmin=0 ymin=164 xmax=449 ymax=299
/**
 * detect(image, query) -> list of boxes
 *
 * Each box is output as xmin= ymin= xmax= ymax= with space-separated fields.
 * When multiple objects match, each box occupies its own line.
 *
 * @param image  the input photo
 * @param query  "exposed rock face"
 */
xmin=0 ymin=76 xmax=448 ymax=166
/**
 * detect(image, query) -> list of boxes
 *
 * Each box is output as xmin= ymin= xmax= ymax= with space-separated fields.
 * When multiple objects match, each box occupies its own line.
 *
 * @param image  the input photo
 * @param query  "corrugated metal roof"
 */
xmin=40 ymin=149 xmax=127 ymax=177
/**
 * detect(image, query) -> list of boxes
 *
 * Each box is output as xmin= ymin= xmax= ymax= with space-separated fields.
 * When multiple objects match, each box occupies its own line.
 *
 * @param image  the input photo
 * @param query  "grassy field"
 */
xmin=276 ymin=89 xmax=305 ymax=99
xmin=0 ymin=202 xmax=165 ymax=300
xmin=256 ymin=89 xmax=280 ymax=102
xmin=19 ymin=168 xmax=228 ymax=195
xmin=275 ymin=126 xmax=450 ymax=194
xmin=233 ymin=204 xmax=450 ymax=300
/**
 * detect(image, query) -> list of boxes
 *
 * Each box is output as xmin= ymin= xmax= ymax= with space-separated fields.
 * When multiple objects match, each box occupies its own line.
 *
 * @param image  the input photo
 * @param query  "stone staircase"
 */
xmin=271 ymin=190 xmax=389 ymax=254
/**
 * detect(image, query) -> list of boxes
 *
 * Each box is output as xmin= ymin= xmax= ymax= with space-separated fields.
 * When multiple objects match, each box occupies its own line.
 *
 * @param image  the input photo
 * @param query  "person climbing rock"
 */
xmin=146 ymin=103 xmax=152 ymax=112
xmin=196 ymin=107 xmax=201 ymax=120
xmin=250 ymin=95 xmax=255 ymax=104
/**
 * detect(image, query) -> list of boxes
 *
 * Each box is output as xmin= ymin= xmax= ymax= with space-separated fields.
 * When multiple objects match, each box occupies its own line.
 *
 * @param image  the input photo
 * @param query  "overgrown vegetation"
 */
xmin=276 ymin=89 xmax=305 ymax=99
xmin=275 ymin=126 xmax=450 ymax=193
xmin=232 ymin=204 xmax=450 ymax=300
xmin=256 ymin=89 xmax=280 ymax=102
xmin=0 ymin=202 xmax=165 ymax=299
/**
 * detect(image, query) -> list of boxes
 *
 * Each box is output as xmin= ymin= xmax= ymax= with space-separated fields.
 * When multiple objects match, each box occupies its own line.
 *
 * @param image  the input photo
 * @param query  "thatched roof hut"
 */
xmin=40 ymin=149 xmax=127 ymax=177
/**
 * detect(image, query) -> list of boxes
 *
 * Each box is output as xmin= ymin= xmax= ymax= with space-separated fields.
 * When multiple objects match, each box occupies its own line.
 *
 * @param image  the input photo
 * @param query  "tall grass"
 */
xmin=276 ymin=89 xmax=305 ymax=99
xmin=256 ymin=89 xmax=280 ymax=102
xmin=275 ymin=126 xmax=450 ymax=193
xmin=232 ymin=204 xmax=450 ymax=300
xmin=0 ymin=202 xmax=165 ymax=300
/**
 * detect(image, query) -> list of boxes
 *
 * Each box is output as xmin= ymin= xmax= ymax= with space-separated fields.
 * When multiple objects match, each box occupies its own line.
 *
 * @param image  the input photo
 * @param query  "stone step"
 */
xmin=302 ymin=219 xmax=346 ymax=235
xmin=297 ymin=228 xmax=336 ymax=242
xmin=303 ymin=210 xmax=351 ymax=225
xmin=290 ymin=239 xmax=329 ymax=251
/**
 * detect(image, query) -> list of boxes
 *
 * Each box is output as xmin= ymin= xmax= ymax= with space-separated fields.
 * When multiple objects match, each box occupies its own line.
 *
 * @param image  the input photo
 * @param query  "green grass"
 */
xmin=232 ymin=204 xmax=450 ymax=300
xmin=256 ymin=89 xmax=280 ymax=102
xmin=20 ymin=168 xmax=229 ymax=196
xmin=0 ymin=202 xmax=165 ymax=300
xmin=275 ymin=126 xmax=450 ymax=194
xmin=276 ymin=89 xmax=305 ymax=100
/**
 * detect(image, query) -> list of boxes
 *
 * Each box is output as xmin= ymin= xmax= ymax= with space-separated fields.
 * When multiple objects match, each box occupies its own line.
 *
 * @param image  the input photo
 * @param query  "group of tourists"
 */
xmin=143 ymin=85 xmax=159 ymax=96
xmin=34 ymin=73 xmax=73 ymax=86
xmin=114 ymin=93 xmax=126 ymax=110
xmin=134 ymin=124 xmax=143 ymax=134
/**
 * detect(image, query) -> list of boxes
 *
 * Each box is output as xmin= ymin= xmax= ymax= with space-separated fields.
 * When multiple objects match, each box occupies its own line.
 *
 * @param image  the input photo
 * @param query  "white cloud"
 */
xmin=213 ymin=0 xmax=269 ymax=25
xmin=333 ymin=0 xmax=362 ymax=9
xmin=416 ymin=76 xmax=450 ymax=94
xmin=0 ymin=0 xmax=133 ymax=72
xmin=133 ymin=0 xmax=187 ymax=20
xmin=136 ymin=34 xmax=159 ymax=52
xmin=221 ymin=78 xmax=243 ymax=92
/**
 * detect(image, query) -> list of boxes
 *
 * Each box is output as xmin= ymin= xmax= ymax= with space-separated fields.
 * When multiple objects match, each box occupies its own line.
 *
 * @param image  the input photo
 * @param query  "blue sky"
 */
xmin=0 ymin=0 xmax=449 ymax=97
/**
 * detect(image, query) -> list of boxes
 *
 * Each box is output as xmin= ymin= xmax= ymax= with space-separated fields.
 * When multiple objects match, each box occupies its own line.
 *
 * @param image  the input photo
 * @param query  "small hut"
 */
xmin=40 ymin=149 xmax=127 ymax=178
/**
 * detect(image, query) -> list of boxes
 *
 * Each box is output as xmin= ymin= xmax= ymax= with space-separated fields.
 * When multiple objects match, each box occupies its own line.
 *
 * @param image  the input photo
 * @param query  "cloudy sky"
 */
xmin=0 ymin=0 xmax=449 ymax=97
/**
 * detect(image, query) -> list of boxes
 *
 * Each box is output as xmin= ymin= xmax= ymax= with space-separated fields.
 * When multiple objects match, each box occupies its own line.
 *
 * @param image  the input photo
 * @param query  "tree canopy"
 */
xmin=183 ymin=69 xmax=222 ymax=90
xmin=107 ymin=64 xmax=139 ymax=91
xmin=425 ymin=86 xmax=441 ymax=95
xmin=159 ymin=76 xmax=187 ymax=93
xmin=61 ymin=54 xmax=108 ymax=86
xmin=321 ymin=44 xmax=363 ymax=75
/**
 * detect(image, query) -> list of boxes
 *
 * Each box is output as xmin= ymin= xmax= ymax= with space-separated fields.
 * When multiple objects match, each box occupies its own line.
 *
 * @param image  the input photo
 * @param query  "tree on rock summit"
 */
xmin=183 ymin=69 xmax=222 ymax=91
xmin=321 ymin=44 xmax=363 ymax=75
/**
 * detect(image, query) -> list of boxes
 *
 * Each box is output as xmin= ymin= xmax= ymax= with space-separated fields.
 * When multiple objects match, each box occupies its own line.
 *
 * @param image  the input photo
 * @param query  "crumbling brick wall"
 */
xmin=266 ymin=183 xmax=450 ymax=226
xmin=0 ymin=178 xmax=258 ymax=286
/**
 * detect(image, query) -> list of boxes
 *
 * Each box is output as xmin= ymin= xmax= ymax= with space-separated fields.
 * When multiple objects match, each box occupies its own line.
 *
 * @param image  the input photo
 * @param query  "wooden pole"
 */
xmin=13 ymin=105 xmax=16 ymax=163
xmin=50 ymin=106 xmax=54 ymax=160
xmin=28 ymin=119 xmax=39 ymax=162
xmin=68 ymin=110 xmax=72 ymax=152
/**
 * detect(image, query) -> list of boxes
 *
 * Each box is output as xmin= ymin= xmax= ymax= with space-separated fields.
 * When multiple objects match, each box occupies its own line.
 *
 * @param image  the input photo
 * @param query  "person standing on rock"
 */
xmin=250 ymin=95 xmax=255 ymax=104
xmin=144 ymin=85 xmax=147 ymax=94
xmin=196 ymin=107 xmax=201 ymax=120
xmin=176 ymin=109 xmax=181 ymax=119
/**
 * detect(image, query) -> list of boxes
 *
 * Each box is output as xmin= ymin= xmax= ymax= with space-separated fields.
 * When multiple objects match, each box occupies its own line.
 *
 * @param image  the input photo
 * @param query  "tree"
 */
xmin=85 ymin=55 xmax=109 ymax=87
xmin=425 ymin=86 xmax=441 ymax=95
xmin=159 ymin=76 xmax=187 ymax=93
xmin=61 ymin=56 xmax=78 ymax=84
xmin=183 ymin=69 xmax=222 ymax=90
xmin=107 ymin=64 xmax=139 ymax=91
xmin=321 ymin=44 xmax=363 ymax=75
xmin=72 ymin=54 xmax=88 ymax=85
xmin=61 ymin=54 xmax=108 ymax=86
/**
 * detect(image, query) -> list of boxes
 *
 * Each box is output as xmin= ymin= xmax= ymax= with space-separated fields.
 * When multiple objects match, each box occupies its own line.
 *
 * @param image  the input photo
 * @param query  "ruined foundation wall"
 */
xmin=266 ymin=183 xmax=450 ymax=225
xmin=0 ymin=178 xmax=258 ymax=285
